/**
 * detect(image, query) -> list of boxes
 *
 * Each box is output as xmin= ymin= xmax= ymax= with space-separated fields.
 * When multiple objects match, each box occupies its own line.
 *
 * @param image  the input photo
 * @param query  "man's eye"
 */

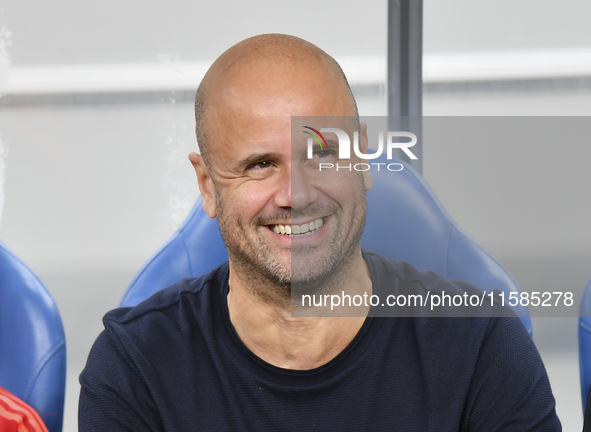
xmin=314 ymin=150 xmax=335 ymax=159
xmin=247 ymin=161 xmax=272 ymax=170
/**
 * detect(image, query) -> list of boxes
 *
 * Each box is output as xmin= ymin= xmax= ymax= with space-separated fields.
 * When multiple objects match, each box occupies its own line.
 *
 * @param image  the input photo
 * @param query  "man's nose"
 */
xmin=273 ymin=163 xmax=316 ymax=211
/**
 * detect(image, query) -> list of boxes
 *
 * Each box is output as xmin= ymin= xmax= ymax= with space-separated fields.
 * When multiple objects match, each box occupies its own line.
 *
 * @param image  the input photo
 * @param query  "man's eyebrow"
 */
xmin=235 ymin=152 xmax=279 ymax=169
xmin=310 ymin=139 xmax=339 ymax=149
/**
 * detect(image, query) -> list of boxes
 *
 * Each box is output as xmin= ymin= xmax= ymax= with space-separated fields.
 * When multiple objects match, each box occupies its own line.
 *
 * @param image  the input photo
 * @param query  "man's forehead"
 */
xmin=195 ymin=35 xmax=359 ymax=172
xmin=212 ymin=58 xmax=344 ymax=103
xmin=205 ymin=63 xmax=355 ymax=137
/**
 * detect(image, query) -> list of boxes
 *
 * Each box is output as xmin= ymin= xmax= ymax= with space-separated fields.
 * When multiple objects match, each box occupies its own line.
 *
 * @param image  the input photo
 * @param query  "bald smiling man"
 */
xmin=79 ymin=35 xmax=560 ymax=431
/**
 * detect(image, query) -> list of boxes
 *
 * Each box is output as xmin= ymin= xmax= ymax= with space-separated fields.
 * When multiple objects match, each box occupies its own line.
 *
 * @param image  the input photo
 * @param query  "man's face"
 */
xmin=201 ymin=60 xmax=372 ymax=289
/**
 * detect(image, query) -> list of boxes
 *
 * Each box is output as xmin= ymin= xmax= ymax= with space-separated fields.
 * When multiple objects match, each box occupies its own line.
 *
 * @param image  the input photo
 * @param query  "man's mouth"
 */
xmin=269 ymin=218 xmax=324 ymax=237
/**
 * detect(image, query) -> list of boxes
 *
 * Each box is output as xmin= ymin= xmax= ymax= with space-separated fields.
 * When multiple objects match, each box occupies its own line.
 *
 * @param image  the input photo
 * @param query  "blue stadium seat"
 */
xmin=0 ymin=240 xmax=66 ymax=432
xmin=579 ymin=276 xmax=591 ymax=411
xmin=121 ymin=157 xmax=531 ymax=334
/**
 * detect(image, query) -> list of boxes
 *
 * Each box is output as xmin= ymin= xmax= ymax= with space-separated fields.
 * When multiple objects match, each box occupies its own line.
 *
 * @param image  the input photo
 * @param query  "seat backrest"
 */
xmin=579 ymin=276 xmax=591 ymax=411
xmin=0 ymin=241 xmax=66 ymax=432
xmin=121 ymin=157 xmax=531 ymax=334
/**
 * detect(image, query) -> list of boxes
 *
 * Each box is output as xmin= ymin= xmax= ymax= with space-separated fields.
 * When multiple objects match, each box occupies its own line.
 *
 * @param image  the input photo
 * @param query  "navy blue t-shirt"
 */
xmin=79 ymin=251 xmax=560 ymax=431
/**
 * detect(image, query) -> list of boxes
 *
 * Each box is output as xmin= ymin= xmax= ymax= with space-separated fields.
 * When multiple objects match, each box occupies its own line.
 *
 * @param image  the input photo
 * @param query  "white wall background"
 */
xmin=1 ymin=1 xmax=591 ymax=431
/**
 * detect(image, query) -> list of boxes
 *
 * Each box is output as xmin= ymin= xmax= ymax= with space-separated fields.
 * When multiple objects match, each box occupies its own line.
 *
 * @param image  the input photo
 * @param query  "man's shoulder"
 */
xmin=362 ymin=249 xmax=482 ymax=296
xmin=362 ymin=250 xmax=516 ymax=321
xmin=103 ymin=262 xmax=229 ymax=330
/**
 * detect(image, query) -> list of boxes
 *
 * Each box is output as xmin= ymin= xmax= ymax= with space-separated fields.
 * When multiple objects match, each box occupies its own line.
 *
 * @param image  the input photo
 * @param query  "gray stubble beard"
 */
xmin=215 ymin=175 xmax=368 ymax=305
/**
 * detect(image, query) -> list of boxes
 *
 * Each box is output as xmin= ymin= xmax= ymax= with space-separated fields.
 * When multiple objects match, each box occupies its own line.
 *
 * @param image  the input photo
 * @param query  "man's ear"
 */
xmin=359 ymin=122 xmax=373 ymax=192
xmin=189 ymin=152 xmax=217 ymax=218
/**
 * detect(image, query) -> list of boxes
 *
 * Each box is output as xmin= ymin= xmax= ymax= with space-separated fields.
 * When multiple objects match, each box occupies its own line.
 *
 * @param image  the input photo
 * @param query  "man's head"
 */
xmin=194 ymin=34 xmax=359 ymax=171
xmin=189 ymin=34 xmax=372 ymax=298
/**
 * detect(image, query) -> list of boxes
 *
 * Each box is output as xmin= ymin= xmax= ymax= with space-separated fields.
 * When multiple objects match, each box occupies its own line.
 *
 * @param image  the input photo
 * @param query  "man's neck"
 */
xmin=226 ymin=251 xmax=372 ymax=370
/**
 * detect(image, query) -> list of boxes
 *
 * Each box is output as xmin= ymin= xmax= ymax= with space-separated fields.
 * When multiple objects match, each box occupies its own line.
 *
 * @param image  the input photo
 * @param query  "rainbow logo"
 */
xmin=302 ymin=126 xmax=327 ymax=150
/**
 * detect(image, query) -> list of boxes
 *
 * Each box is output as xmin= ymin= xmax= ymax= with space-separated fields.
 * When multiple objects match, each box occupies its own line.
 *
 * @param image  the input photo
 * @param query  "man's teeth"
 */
xmin=272 ymin=218 xmax=324 ymax=236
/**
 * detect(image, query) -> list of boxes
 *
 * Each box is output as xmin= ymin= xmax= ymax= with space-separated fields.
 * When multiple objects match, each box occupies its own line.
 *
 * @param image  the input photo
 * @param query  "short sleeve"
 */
xmin=462 ymin=317 xmax=561 ymax=431
xmin=78 ymin=328 xmax=161 ymax=432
